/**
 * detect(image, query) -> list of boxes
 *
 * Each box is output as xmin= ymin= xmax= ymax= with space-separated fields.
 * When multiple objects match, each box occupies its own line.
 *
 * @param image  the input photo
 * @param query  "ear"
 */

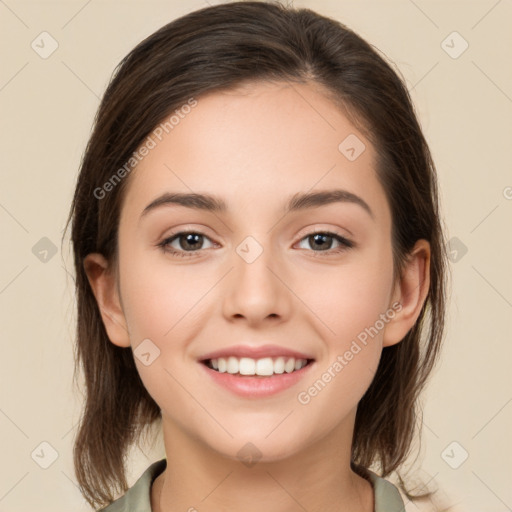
xmin=83 ymin=253 xmax=131 ymax=348
xmin=383 ymin=239 xmax=431 ymax=347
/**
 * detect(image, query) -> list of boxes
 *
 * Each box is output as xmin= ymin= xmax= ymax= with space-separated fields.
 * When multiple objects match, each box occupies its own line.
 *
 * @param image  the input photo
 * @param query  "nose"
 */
xmin=221 ymin=238 xmax=293 ymax=327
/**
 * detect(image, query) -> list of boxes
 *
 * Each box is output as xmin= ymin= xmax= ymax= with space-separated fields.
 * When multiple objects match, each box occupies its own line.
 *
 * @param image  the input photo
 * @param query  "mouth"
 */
xmin=197 ymin=345 xmax=316 ymax=397
xmin=199 ymin=355 xmax=316 ymax=398
xmin=201 ymin=356 xmax=315 ymax=377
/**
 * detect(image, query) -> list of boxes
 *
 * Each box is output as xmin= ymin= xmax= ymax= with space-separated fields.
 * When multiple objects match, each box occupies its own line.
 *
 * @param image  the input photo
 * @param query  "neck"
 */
xmin=151 ymin=411 xmax=373 ymax=512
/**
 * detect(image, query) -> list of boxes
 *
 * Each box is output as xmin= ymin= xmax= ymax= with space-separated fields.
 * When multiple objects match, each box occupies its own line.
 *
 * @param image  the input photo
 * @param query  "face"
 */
xmin=100 ymin=80 xmax=406 ymax=462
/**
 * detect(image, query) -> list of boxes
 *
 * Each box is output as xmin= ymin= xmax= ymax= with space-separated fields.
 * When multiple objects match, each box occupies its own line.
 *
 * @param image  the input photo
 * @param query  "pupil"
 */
xmin=312 ymin=233 xmax=331 ymax=250
xmin=182 ymin=233 xmax=201 ymax=250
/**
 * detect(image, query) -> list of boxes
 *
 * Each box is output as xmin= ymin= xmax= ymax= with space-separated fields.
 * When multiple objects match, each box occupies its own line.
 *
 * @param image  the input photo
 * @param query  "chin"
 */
xmin=205 ymin=430 xmax=307 ymax=465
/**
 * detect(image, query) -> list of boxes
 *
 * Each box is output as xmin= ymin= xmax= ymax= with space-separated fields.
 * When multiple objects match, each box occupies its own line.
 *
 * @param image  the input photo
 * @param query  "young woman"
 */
xmin=65 ymin=2 xmax=447 ymax=511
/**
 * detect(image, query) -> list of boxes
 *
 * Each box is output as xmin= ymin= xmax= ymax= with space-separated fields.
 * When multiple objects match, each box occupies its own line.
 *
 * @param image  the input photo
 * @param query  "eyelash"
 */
xmin=156 ymin=230 xmax=354 ymax=258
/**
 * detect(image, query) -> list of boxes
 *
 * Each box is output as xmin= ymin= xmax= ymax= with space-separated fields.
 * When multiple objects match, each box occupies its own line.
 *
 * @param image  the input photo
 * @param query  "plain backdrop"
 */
xmin=1 ymin=1 xmax=511 ymax=511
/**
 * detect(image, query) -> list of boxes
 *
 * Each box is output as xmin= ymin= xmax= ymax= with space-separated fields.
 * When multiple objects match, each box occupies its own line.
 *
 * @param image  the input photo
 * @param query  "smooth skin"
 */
xmin=84 ymin=80 xmax=430 ymax=512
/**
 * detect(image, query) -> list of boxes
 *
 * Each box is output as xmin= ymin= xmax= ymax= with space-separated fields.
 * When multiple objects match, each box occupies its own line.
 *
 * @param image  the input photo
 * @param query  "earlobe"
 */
xmin=383 ymin=240 xmax=431 ymax=347
xmin=83 ymin=253 xmax=131 ymax=348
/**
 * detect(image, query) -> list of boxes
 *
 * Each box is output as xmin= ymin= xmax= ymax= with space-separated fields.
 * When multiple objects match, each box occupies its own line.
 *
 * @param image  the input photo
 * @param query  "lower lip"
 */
xmin=199 ymin=361 xmax=315 ymax=398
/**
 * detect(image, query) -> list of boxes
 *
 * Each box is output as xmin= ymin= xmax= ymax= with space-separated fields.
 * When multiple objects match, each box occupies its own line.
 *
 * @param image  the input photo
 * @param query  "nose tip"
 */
xmin=222 ymin=248 xmax=291 ymax=325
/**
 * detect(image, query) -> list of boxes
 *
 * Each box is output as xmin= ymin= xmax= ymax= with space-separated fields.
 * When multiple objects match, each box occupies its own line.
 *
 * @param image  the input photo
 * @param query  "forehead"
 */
xmin=120 ymin=80 xmax=389 ymax=225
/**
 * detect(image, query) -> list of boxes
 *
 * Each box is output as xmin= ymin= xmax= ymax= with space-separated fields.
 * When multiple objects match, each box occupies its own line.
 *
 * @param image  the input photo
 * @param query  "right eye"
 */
xmin=157 ymin=231 xmax=215 ymax=257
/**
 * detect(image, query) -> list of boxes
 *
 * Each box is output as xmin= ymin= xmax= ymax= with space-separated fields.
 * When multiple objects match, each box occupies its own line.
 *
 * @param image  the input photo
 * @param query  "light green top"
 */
xmin=98 ymin=459 xmax=405 ymax=512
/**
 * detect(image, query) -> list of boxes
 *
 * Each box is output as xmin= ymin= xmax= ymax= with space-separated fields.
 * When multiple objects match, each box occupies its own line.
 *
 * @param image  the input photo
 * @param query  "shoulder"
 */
xmin=97 ymin=459 xmax=167 ymax=512
xmin=360 ymin=468 xmax=406 ymax=512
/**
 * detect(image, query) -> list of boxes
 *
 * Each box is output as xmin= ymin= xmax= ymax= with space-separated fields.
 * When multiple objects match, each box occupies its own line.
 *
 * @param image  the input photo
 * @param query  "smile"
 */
xmin=203 ymin=356 xmax=313 ymax=376
xmin=199 ymin=356 xmax=316 ymax=398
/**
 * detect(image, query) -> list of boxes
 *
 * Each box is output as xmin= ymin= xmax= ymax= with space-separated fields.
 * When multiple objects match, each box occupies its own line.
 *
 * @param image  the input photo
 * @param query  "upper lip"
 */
xmin=199 ymin=345 xmax=315 ymax=362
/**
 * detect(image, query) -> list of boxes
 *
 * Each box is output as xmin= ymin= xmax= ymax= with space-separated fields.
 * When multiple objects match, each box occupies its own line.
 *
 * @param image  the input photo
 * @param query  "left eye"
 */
xmin=296 ymin=231 xmax=353 ymax=253
xmin=158 ymin=230 xmax=353 ymax=257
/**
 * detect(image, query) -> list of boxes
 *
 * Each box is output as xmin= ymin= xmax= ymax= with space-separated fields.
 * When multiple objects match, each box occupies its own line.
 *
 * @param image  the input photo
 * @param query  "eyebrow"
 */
xmin=139 ymin=189 xmax=374 ymax=220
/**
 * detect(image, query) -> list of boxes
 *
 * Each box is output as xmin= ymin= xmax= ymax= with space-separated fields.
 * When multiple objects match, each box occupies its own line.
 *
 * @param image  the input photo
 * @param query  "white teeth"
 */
xmin=256 ymin=357 xmax=274 ymax=376
xmin=284 ymin=358 xmax=295 ymax=373
xmin=239 ymin=357 xmax=256 ymax=375
xmin=209 ymin=356 xmax=309 ymax=376
xmin=227 ymin=356 xmax=239 ymax=374
xmin=273 ymin=357 xmax=285 ymax=374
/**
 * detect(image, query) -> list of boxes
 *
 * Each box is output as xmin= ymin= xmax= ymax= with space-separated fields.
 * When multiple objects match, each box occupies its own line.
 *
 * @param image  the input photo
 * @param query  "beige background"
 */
xmin=1 ymin=0 xmax=511 ymax=511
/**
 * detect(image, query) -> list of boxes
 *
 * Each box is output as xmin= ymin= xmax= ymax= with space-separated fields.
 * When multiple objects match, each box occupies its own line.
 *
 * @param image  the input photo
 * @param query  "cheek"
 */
xmin=294 ymin=245 xmax=394 ymax=392
xmin=117 ymin=247 xmax=216 ymax=406
xmin=119 ymin=246 xmax=211 ymax=341
xmin=293 ymin=268 xmax=394 ymax=430
xmin=300 ymin=250 xmax=395 ymax=346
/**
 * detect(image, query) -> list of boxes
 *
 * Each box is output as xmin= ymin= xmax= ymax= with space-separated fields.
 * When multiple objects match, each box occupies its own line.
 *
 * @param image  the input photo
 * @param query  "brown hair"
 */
xmin=63 ymin=1 xmax=447 ymax=508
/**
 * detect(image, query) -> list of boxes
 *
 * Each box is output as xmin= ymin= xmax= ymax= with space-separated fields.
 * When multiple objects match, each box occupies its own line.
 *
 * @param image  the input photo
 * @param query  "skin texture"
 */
xmin=84 ymin=80 xmax=430 ymax=512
